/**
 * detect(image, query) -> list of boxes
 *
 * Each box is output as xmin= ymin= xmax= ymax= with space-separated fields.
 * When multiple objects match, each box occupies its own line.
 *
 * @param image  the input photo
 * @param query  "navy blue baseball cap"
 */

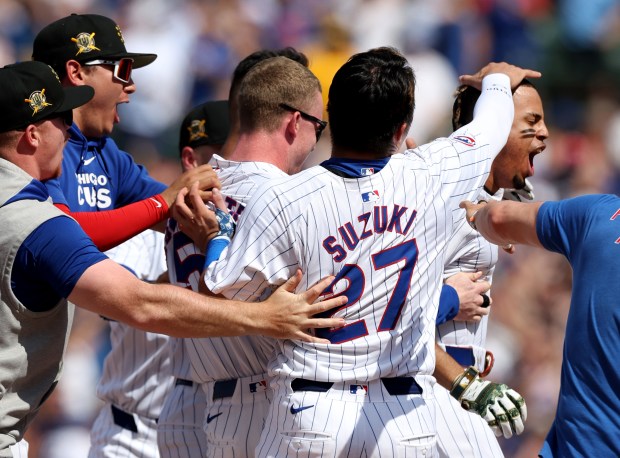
xmin=32 ymin=14 xmax=157 ymax=71
xmin=0 ymin=61 xmax=94 ymax=133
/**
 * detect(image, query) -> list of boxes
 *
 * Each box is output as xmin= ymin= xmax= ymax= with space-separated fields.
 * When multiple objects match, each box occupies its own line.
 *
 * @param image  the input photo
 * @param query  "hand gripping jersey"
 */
xmin=205 ymin=74 xmax=514 ymax=458
xmin=172 ymin=155 xmax=288 ymax=383
xmin=204 ymin=74 xmax=513 ymax=387
xmin=165 ymin=155 xmax=289 ymax=458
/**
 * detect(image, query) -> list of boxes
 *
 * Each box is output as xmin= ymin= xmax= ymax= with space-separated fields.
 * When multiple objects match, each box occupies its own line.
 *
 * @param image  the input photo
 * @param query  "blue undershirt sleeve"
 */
xmin=436 ymin=284 xmax=460 ymax=325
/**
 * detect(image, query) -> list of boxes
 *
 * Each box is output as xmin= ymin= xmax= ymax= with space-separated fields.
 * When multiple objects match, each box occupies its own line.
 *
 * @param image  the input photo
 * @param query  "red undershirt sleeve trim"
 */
xmin=55 ymin=194 xmax=169 ymax=251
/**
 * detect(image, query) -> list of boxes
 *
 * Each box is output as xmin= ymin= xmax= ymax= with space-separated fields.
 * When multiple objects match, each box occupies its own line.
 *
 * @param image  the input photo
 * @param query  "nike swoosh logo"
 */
xmin=150 ymin=197 xmax=162 ymax=208
xmin=83 ymin=157 xmax=96 ymax=166
xmin=290 ymin=404 xmax=314 ymax=415
xmin=206 ymin=412 xmax=222 ymax=423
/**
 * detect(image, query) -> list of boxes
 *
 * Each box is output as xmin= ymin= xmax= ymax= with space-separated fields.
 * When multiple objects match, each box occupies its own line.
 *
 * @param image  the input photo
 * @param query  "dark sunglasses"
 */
xmin=84 ymin=57 xmax=134 ymax=84
xmin=279 ymin=103 xmax=327 ymax=142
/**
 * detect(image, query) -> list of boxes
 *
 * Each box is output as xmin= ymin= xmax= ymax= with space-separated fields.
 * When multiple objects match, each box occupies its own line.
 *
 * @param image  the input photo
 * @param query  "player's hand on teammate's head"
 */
xmin=257 ymin=270 xmax=346 ymax=344
xmin=161 ymin=164 xmax=221 ymax=207
xmin=172 ymin=181 xmax=221 ymax=252
xmin=459 ymin=62 xmax=541 ymax=91
xmin=445 ymin=271 xmax=492 ymax=322
xmin=451 ymin=366 xmax=527 ymax=439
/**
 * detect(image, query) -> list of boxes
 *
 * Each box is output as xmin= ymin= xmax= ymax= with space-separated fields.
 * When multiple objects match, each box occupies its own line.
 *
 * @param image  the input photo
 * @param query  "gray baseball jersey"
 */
xmin=89 ymin=230 xmax=173 ymax=458
xmin=204 ymin=74 xmax=514 ymax=456
xmin=435 ymin=188 xmax=504 ymax=457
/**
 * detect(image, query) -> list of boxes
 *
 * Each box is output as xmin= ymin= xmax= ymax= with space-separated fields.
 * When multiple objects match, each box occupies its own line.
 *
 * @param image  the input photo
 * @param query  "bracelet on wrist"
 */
xmin=450 ymin=365 xmax=480 ymax=401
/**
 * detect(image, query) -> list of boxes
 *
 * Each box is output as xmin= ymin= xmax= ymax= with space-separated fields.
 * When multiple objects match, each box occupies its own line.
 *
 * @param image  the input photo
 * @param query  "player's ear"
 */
xmin=393 ymin=122 xmax=409 ymax=149
xmin=283 ymin=111 xmax=300 ymax=143
xmin=181 ymin=146 xmax=198 ymax=170
xmin=65 ymin=60 xmax=87 ymax=86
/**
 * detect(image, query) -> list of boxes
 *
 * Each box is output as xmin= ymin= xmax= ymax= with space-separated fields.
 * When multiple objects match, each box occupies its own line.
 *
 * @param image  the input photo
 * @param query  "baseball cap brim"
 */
xmin=102 ymin=52 xmax=157 ymax=69
xmin=57 ymin=85 xmax=95 ymax=112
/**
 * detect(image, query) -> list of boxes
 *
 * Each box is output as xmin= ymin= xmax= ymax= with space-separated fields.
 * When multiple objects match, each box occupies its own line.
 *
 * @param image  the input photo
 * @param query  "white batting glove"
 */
xmin=450 ymin=366 xmax=527 ymax=438
xmin=503 ymin=177 xmax=535 ymax=202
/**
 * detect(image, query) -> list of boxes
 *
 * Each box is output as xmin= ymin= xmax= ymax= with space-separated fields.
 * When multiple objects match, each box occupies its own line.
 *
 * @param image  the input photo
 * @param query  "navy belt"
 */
xmin=291 ymin=377 xmax=423 ymax=395
xmin=213 ymin=379 xmax=237 ymax=399
xmin=111 ymin=405 xmax=138 ymax=433
xmin=175 ymin=378 xmax=194 ymax=387
xmin=445 ymin=346 xmax=475 ymax=367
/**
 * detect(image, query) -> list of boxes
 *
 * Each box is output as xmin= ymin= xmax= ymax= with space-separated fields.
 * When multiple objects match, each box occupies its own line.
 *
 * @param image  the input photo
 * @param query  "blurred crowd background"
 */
xmin=3 ymin=0 xmax=620 ymax=456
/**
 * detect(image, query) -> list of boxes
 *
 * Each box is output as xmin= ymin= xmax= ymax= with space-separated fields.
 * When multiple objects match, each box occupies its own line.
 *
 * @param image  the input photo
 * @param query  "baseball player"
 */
xmin=31 ymin=13 xmax=220 ymax=251
xmin=0 ymin=60 xmax=349 ymax=458
xmin=172 ymin=55 xmax=321 ymax=457
xmin=435 ymin=79 xmax=548 ymax=457
xmin=158 ymin=100 xmax=230 ymax=458
xmin=180 ymin=50 xmax=535 ymax=456
xmin=461 ymin=194 xmax=620 ymax=457
xmin=89 ymin=230 xmax=172 ymax=458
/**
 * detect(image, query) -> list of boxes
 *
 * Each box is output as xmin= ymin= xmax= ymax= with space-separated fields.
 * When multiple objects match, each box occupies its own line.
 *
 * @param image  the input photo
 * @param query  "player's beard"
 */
xmin=512 ymin=174 xmax=527 ymax=190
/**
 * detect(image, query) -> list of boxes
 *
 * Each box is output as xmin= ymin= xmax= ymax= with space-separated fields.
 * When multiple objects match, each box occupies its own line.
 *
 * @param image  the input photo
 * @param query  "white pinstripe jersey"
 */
xmin=166 ymin=155 xmax=287 ymax=383
xmin=97 ymin=230 xmax=174 ymax=419
xmin=437 ymin=188 xmax=502 ymax=371
xmin=205 ymin=74 xmax=514 ymax=383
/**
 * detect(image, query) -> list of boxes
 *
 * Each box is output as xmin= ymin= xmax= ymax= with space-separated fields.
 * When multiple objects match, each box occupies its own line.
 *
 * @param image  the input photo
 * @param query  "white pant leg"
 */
xmin=202 ymin=374 xmax=271 ymax=458
xmin=257 ymin=377 xmax=438 ymax=458
xmin=88 ymin=404 xmax=159 ymax=458
xmin=157 ymin=381 xmax=207 ymax=458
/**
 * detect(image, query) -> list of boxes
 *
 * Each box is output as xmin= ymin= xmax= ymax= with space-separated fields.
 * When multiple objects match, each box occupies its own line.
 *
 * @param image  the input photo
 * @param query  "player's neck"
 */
xmin=228 ymin=134 xmax=286 ymax=170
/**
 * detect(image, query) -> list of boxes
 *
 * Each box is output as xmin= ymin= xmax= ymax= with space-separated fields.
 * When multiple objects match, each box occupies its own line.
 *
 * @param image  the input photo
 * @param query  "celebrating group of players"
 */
xmin=4 ymin=10 xmax=618 ymax=458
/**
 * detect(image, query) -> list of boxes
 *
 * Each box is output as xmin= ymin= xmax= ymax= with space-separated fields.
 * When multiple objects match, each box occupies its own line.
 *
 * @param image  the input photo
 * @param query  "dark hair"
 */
xmin=327 ymin=47 xmax=415 ymax=155
xmin=452 ymin=79 xmax=536 ymax=131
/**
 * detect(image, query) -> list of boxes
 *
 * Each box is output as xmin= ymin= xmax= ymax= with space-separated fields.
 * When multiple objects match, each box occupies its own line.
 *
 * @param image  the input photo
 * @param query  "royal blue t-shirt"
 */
xmin=536 ymin=194 xmax=620 ymax=457
xmin=45 ymin=123 xmax=166 ymax=210
xmin=8 ymin=179 xmax=107 ymax=311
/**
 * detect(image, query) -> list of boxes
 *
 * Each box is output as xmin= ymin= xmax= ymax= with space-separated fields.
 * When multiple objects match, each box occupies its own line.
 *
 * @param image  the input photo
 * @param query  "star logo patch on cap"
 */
xmin=115 ymin=25 xmax=125 ymax=43
xmin=24 ymin=89 xmax=52 ymax=115
xmin=188 ymin=119 xmax=208 ymax=142
xmin=71 ymin=32 xmax=100 ymax=55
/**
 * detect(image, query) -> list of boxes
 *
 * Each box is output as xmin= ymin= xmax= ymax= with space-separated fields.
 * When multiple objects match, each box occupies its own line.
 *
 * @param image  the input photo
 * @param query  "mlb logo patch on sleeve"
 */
xmin=453 ymin=135 xmax=476 ymax=147
xmin=362 ymin=190 xmax=380 ymax=202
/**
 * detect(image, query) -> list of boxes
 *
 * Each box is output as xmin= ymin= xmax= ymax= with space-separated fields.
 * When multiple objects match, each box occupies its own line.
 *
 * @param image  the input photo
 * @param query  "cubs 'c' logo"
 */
xmin=71 ymin=32 xmax=101 ymax=55
xmin=24 ymin=89 xmax=52 ymax=115
xmin=188 ymin=119 xmax=208 ymax=142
